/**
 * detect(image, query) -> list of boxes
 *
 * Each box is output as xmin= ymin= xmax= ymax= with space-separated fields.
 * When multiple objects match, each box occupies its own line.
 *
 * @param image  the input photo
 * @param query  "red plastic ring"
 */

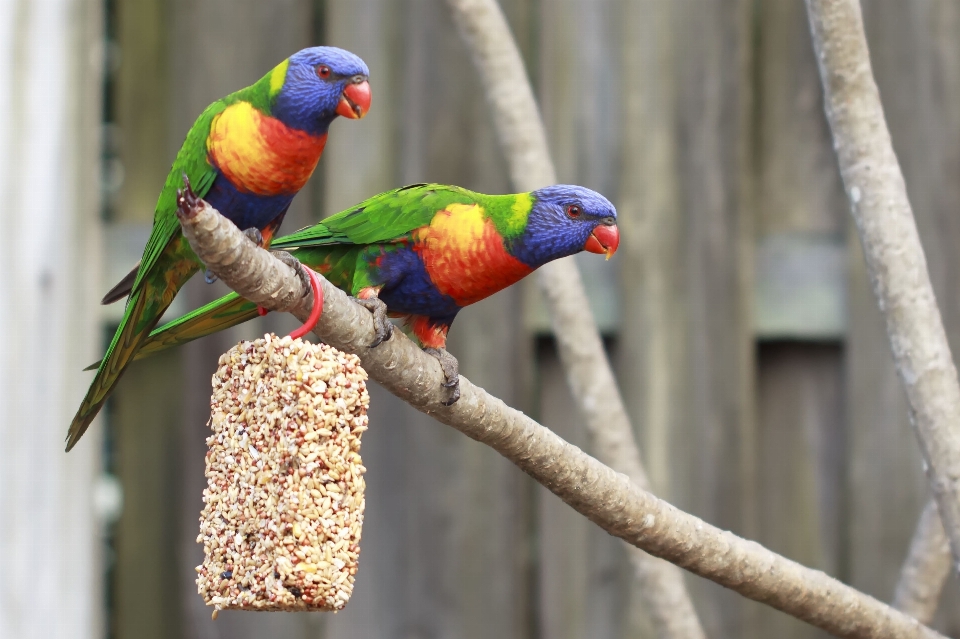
xmin=288 ymin=268 xmax=324 ymax=340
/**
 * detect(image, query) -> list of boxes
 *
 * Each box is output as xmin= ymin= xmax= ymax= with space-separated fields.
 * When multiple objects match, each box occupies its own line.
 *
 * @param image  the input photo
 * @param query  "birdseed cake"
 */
xmin=196 ymin=334 xmax=368 ymax=615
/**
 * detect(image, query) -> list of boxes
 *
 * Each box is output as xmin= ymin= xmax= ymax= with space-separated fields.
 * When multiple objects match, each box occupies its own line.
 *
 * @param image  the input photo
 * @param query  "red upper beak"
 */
xmin=337 ymin=79 xmax=371 ymax=119
xmin=584 ymin=224 xmax=620 ymax=260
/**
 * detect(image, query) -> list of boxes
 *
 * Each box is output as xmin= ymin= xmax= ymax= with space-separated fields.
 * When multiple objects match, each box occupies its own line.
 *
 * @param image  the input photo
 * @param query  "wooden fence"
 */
xmin=0 ymin=0 xmax=104 ymax=637
xmin=100 ymin=0 xmax=960 ymax=637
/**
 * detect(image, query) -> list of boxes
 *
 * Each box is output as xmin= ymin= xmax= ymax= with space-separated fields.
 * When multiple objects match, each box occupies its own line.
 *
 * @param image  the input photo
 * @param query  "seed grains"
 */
xmin=197 ymin=334 xmax=368 ymax=615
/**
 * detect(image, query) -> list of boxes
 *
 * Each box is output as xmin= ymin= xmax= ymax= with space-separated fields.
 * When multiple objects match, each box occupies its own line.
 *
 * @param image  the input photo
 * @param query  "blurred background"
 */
xmin=3 ymin=0 xmax=960 ymax=637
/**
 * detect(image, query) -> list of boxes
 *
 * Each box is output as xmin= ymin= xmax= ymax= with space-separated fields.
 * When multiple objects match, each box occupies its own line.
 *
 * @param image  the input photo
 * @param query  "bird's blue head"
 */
xmin=511 ymin=185 xmax=620 ymax=268
xmin=270 ymin=46 xmax=371 ymax=136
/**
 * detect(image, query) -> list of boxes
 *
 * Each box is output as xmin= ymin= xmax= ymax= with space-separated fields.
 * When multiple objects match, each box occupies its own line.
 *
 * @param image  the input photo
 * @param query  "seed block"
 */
xmin=197 ymin=334 xmax=368 ymax=614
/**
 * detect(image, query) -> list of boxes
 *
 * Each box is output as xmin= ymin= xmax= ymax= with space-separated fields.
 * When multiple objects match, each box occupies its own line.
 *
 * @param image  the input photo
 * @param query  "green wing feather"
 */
xmin=272 ymin=183 xmax=483 ymax=249
xmin=130 ymin=101 xmax=224 ymax=293
xmin=82 ymin=293 xmax=259 ymax=371
xmin=136 ymin=292 xmax=260 ymax=361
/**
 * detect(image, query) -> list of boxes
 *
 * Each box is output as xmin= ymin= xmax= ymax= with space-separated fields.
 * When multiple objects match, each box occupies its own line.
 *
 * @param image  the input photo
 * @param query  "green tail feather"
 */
xmin=66 ymin=285 xmax=170 ymax=451
xmin=139 ymin=293 xmax=259 ymax=361
xmin=82 ymin=293 xmax=260 ymax=370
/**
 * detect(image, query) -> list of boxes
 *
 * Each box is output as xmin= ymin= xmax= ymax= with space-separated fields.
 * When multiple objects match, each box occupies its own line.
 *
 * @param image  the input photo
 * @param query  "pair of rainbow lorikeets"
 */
xmin=65 ymin=46 xmax=620 ymax=451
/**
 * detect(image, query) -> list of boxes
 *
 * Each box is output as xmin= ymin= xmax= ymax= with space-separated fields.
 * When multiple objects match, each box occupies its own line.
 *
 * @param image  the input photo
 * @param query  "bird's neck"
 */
xmin=508 ymin=224 xmax=579 ymax=269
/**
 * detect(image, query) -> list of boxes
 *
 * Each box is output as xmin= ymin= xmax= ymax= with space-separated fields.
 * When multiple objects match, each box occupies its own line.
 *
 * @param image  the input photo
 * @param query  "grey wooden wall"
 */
xmin=0 ymin=0 xmax=105 ymax=638
xmin=100 ymin=0 xmax=960 ymax=637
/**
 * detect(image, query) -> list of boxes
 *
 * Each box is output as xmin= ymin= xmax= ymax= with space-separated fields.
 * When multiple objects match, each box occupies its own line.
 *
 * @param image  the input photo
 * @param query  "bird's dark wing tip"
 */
xmin=101 ymin=262 xmax=140 ymax=305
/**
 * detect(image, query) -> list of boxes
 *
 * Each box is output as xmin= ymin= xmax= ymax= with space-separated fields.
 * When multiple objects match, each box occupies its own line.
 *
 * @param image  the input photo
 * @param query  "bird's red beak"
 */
xmin=337 ymin=79 xmax=371 ymax=119
xmin=584 ymin=224 xmax=620 ymax=260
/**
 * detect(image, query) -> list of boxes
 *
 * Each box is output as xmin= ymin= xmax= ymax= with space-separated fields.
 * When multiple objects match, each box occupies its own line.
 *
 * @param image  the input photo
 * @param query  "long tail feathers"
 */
xmin=66 ymin=286 xmax=167 ymax=451
xmin=82 ymin=293 xmax=260 ymax=371
xmin=136 ymin=293 xmax=260 ymax=361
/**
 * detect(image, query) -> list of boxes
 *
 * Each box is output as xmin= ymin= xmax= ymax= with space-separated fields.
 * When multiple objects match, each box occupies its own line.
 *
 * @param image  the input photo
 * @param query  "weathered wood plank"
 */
xmin=755 ymin=343 xmax=843 ymax=639
xmin=753 ymin=235 xmax=846 ymax=340
xmin=0 ymin=0 xmax=105 ymax=637
xmin=115 ymin=0 xmax=169 ymax=225
xmin=749 ymin=3 xmax=849 ymax=638
xmin=113 ymin=352 xmax=184 ymax=639
xmin=615 ymin=0 xmax=755 ymax=635
xmin=532 ymin=1 xmax=646 ymax=637
xmin=615 ymin=0 xmax=682 ymax=508
xmin=535 ymin=342 xmax=627 ymax=639
xmin=110 ymin=2 xmax=184 ymax=635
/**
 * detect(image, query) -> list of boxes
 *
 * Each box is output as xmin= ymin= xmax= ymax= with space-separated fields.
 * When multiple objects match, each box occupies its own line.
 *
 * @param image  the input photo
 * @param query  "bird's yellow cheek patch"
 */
xmin=415 ymin=203 xmax=532 ymax=306
xmin=269 ymin=60 xmax=288 ymax=97
xmin=207 ymin=101 xmax=326 ymax=196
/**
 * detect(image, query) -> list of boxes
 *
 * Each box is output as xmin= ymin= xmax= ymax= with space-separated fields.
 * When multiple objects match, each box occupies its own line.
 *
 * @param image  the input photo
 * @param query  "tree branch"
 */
xmin=441 ymin=1 xmax=705 ymax=636
xmin=893 ymin=499 xmax=950 ymax=624
xmin=177 ymin=196 xmax=946 ymax=639
xmin=805 ymin=0 xmax=960 ymax=582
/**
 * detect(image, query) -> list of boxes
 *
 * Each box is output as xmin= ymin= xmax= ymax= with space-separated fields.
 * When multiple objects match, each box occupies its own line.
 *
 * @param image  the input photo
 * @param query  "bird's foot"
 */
xmin=272 ymin=251 xmax=312 ymax=291
xmin=254 ymin=251 xmax=311 ymax=317
xmin=423 ymin=347 xmax=460 ymax=406
xmin=351 ymin=294 xmax=393 ymax=348
xmin=204 ymin=269 xmax=218 ymax=284
xmin=175 ymin=173 xmax=202 ymax=219
xmin=243 ymin=227 xmax=265 ymax=248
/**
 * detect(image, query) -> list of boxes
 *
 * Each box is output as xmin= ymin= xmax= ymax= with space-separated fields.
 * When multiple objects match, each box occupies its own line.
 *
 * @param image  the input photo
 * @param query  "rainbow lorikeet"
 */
xmin=108 ymin=183 xmax=620 ymax=404
xmin=65 ymin=47 xmax=372 ymax=451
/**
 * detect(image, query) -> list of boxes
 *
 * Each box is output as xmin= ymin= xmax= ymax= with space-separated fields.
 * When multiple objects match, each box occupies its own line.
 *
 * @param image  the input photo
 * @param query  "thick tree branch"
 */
xmin=893 ymin=499 xmax=950 ymax=624
xmin=441 ymin=1 xmax=705 ymax=637
xmin=805 ymin=0 xmax=960 ymax=581
xmin=178 ymin=198 xmax=945 ymax=639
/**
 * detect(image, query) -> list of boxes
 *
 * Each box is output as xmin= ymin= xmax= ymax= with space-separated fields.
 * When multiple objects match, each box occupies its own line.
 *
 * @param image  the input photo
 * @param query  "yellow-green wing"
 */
xmin=130 ymin=101 xmax=224 ymax=293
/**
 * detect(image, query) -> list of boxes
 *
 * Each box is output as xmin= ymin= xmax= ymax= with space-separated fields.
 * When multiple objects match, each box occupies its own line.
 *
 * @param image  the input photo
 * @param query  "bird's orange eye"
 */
xmin=317 ymin=65 xmax=332 ymax=79
xmin=567 ymin=205 xmax=582 ymax=219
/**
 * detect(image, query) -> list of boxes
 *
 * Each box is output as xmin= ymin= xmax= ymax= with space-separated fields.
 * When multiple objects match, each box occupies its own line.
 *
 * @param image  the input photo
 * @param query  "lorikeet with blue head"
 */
xmin=65 ymin=46 xmax=372 ymax=451
xmin=110 ymin=183 xmax=620 ymax=405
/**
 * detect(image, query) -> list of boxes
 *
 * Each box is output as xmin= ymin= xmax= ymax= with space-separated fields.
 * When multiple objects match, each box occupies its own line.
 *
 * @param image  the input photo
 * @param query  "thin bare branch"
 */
xmin=805 ymin=0 xmax=960 ymax=574
xmin=893 ymin=499 xmax=950 ymax=624
xmin=442 ymin=1 xmax=704 ymax=636
xmin=177 ymin=195 xmax=946 ymax=639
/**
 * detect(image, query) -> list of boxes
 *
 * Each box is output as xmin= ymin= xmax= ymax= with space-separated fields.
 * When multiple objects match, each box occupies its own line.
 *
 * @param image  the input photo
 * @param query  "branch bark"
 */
xmin=441 ymin=1 xmax=706 ymax=637
xmin=177 ymin=196 xmax=946 ymax=639
xmin=805 ymin=0 xmax=960 ymax=573
xmin=893 ymin=499 xmax=950 ymax=624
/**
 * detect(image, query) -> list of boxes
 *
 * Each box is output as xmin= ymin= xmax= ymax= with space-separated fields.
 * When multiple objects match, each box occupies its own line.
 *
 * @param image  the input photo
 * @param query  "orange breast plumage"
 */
xmin=414 ymin=203 xmax=532 ymax=307
xmin=207 ymin=101 xmax=326 ymax=196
